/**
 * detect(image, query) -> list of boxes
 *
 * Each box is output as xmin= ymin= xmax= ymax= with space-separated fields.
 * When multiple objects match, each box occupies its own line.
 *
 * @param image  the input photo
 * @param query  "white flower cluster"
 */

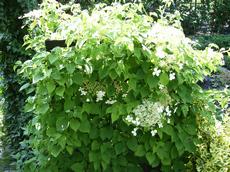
xmin=105 ymin=99 xmax=117 ymax=105
xmin=169 ymin=72 xmax=176 ymax=80
xmin=152 ymin=67 xmax=161 ymax=76
xmin=125 ymin=100 xmax=174 ymax=137
xmin=96 ymin=90 xmax=105 ymax=102
xmin=79 ymin=87 xmax=87 ymax=96
xmin=152 ymin=67 xmax=176 ymax=81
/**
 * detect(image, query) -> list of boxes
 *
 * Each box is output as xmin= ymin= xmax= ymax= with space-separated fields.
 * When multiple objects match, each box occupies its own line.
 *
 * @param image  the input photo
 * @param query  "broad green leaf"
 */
xmin=48 ymin=54 xmax=58 ymax=64
xmin=33 ymin=71 xmax=44 ymax=84
xmin=160 ymin=72 xmax=169 ymax=86
xmin=146 ymin=74 xmax=158 ymax=89
xmin=71 ymin=162 xmax=84 ymax=172
xmin=64 ymin=98 xmax=75 ymax=111
xmin=115 ymin=142 xmax=126 ymax=155
xmin=135 ymin=145 xmax=145 ymax=157
xmin=50 ymin=144 xmax=62 ymax=157
xmin=37 ymin=103 xmax=49 ymax=114
xmin=70 ymin=118 xmax=80 ymax=131
xmin=89 ymin=151 xmax=99 ymax=162
xmin=127 ymin=137 xmax=138 ymax=151
xmin=156 ymin=142 xmax=171 ymax=165
xmin=91 ymin=140 xmax=100 ymax=150
xmin=66 ymin=63 xmax=75 ymax=74
xmin=100 ymin=127 xmax=113 ymax=140
xmin=79 ymin=116 xmax=90 ymax=133
xmin=47 ymin=80 xmax=56 ymax=94
xmin=56 ymin=117 xmax=69 ymax=132
xmin=66 ymin=146 xmax=74 ymax=155
xmin=19 ymin=83 xmax=30 ymax=91
xmin=73 ymin=72 xmax=83 ymax=85
xmin=177 ymin=85 xmax=192 ymax=103
xmin=146 ymin=152 xmax=160 ymax=167
xmin=55 ymin=86 xmax=65 ymax=97
xmin=83 ymin=103 xmax=100 ymax=114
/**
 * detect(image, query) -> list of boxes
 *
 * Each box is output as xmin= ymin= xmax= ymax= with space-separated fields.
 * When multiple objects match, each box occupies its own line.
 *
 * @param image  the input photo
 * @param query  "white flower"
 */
xmin=152 ymin=67 xmax=161 ymax=76
xmin=173 ymin=107 xmax=178 ymax=113
xmin=157 ymin=106 xmax=164 ymax=114
xmin=126 ymin=115 xmax=133 ymax=123
xmin=156 ymin=47 xmax=165 ymax=59
xmin=20 ymin=9 xmax=42 ymax=19
xmin=86 ymin=98 xmax=90 ymax=102
xmin=122 ymin=93 xmax=128 ymax=98
xmin=179 ymin=63 xmax=183 ymax=69
xmin=133 ymin=118 xmax=140 ymax=126
xmin=215 ymin=120 xmax=223 ymax=135
xmin=131 ymin=128 xmax=138 ymax=136
xmin=167 ymin=118 xmax=170 ymax=124
xmin=96 ymin=90 xmax=105 ymax=102
xmin=158 ymin=122 xmax=163 ymax=128
xmin=131 ymin=100 xmax=165 ymax=128
xmin=169 ymin=72 xmax=176 ymax=80
xmin=105 ymin=99 xmax=117 ymax=104
xmin=35 ymin=123 xmax=41 ymax=130
xmin=165 ymin=106 xmax=171 ymax=116
xmin=159 ymin=84 xmax=164 ymax=90
xmin=79 ymin=87 xmax=87 ymax=96
xmin=151 ymin=129 xmax=157 ymax=136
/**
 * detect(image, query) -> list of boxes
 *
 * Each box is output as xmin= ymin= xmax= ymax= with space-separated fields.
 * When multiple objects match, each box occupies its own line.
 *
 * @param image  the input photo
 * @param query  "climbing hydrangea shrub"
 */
xmin=18 ymin=0 xmax=224 ymax=171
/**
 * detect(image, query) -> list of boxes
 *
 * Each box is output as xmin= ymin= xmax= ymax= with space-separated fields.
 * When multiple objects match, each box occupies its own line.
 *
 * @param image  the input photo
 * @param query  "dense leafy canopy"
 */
xmin=16 ymin=0 xmax=225 ymax=171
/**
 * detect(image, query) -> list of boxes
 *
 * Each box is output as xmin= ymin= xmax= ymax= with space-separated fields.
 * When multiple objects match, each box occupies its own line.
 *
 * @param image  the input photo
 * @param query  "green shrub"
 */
xmin=194 ymin=34 xmax=230 ymax=50
xmin=194 ymin=34 xmax=230 ymax=70
xmin=196 ymin=115 xmax=230 ymax=172
xmin=18 ymin=0 xmax=224 ymax=171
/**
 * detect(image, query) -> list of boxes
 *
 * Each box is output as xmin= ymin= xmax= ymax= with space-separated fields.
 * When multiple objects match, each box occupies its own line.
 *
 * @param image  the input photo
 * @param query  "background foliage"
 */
xmin=0 ymin=0 xmax=38 ymax=158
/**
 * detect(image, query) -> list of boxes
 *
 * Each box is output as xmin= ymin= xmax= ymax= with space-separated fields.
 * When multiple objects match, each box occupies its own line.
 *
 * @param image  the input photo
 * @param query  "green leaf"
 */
xmin=19 ymin=83 xmax=30 ymax=91
xmin=70 ymin=118 xmax=80 ymax=131
xmin=160 ymin=72 xmax=169 ymax=86
xmin=135 ymin=145 xmax=145 ymax=157
xmin=146 ymin=74 xmax=158 ymax=88
xmin=181 ymin=104 xmax=189 ymax=117
xmin=156 ymin=142 xmax=171 ymax=166
xmin=106 ymin=103 xmax=124 ymax=123
xmin=56 ymin=117 xmax=69 ymax=132
xmin=56 ymin=86 xmax=65 ymax=97
xmin=176 ymin=125 xmax=196 ymax=153
xmin=161 ymin=125 xmax=176 ymax=138
xmin=50 ymin=144 xmax=62 ymax=157
xmin=64 ymin=98 xmax=75 ymax=111
xmin=177 ymin=85 xmax=192 ymax=103
xmin=66 ymin=146 xmax=74 ymax=155
xmin=83 ymin=103 xmax=100 ymax=114
xmin=24 ymin=102 xmax=35 ymax=112
xmin=128 ymin=79 xmax=137 ymax=91
xmin=71 ymin=162 xmax=84 ymax=172
xmin=170 ymin=146 xmax=178 ymax=160
xmin=73 ymin=72 xmax=83 ymax=85
xmin=146 ymin=152 xmax=160 ymax=167
xmin=48 ymin=54 xmax=58 ymax=64
xmin=66 ymin=63 xmax=75 ymax=74
xmin=91 ymin=140 xmax=100 ymax=150
xmin=33 ymin=71 xmax=44 ymax=84
xmin=127 ymin=137 xmax=138 ymax=151
xmin=37 ymin=103 xmax=49 ymax=114
xmin=79 ymin=116 xmax=90 ymax=133
xmin=115 ymin=142 xmax=126 ymax=155
xmin=100 ymin=127 xmax=113 ymax=140
xmin=89 ymin=151 xmax=99 ymax=162
xmin=47 ymin=80 xmax=56 ymax=94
